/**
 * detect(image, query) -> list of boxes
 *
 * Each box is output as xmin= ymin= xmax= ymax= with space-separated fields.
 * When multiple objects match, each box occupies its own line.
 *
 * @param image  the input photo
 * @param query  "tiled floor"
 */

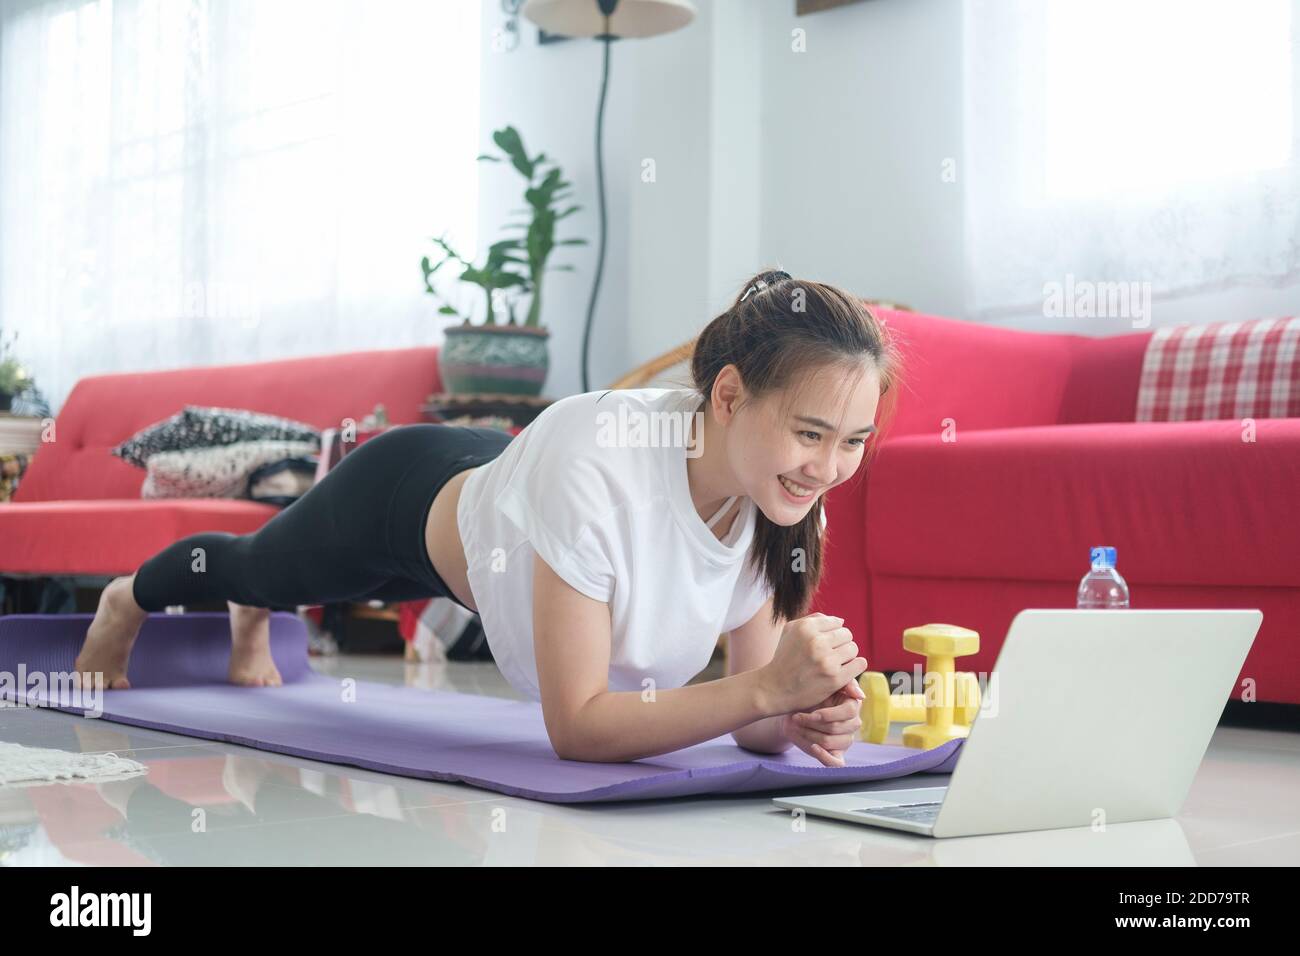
xmin=1 ymin=652 xmax=1297 ymax=866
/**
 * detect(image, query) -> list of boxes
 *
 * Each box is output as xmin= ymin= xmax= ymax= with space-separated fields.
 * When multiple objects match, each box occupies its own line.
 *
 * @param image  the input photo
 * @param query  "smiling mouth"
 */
xmin=778 ymin=475 xmax=820 ymax=499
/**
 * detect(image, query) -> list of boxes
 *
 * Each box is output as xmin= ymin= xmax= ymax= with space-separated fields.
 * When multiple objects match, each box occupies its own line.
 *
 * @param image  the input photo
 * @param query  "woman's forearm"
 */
xmin=561 ymin=669 xmax=772 ymax=763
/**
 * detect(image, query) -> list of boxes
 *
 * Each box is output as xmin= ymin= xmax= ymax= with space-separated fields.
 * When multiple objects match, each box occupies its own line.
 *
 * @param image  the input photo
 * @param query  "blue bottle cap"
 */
xmin=1090 ymin=546 xmax=1116 ymax=569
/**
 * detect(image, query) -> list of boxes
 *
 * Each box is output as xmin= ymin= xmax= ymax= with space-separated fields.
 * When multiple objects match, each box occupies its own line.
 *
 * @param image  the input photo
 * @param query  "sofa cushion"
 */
xmin=141 ymin=439 xmax=321 ymax=499
xmin=865 ymin=418 xmax=1300 ymax=588
xmin=247 ymin=457 xmax=318 ymax=507
xmin=111 ymin=405 xmax=320 ymax=468
xmin=874 ymin=309 xmax=1081 ymax=438
xmin=0 ymin=498 xmax=278 ymax=575
xmin=1057 ymin=329 xmax=1154 ymax=424
xmin=1135 ymin=316 xmax=1300 ymax=422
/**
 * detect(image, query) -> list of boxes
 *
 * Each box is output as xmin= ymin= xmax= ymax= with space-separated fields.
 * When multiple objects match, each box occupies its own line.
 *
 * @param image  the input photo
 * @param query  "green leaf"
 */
xmin=493 ymin=125 xmax=534 ymax=179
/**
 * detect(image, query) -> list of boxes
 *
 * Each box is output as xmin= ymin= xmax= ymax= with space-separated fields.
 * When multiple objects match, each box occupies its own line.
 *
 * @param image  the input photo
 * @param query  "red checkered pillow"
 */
xmin=1135 ymin=317 xmax=1300 ymax=422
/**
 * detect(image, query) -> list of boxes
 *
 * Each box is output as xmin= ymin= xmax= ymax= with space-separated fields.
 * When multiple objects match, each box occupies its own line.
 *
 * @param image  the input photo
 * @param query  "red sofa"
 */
xmin=815 ymin=308 xmax=1300 ymax=706
xmin=1 ymin=347 xmax=443 ymax=579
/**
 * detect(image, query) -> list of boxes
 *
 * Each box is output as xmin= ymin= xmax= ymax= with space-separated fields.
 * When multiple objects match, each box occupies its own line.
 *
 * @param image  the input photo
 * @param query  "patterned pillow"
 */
xmin=112 ymin=406 xmax=320 ymax=468
xmin=248 ymin=457 xmax=319 ymax=507
xmin=141 ymin=440 xmax=321 ymax=499
xmin=1135 ymin=316 xmax=1300 ymax=421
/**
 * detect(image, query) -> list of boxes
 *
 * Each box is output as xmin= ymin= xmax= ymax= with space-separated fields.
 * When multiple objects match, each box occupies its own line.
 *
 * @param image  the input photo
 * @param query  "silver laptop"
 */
xmin=772 ymin=608 xmax=1263 ymax=838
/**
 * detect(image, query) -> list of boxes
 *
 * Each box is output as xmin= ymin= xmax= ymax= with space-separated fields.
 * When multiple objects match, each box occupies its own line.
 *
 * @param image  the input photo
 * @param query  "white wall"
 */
xmin=757 ymin=0 xmax=966 ymax=319
xmin=479 ymin=0 xmax=1300 ymax=399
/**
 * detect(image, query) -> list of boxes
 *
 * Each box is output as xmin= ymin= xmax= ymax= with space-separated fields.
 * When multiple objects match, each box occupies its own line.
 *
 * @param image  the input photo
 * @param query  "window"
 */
xmin=0 ymin=0 xmax=482 ymax=413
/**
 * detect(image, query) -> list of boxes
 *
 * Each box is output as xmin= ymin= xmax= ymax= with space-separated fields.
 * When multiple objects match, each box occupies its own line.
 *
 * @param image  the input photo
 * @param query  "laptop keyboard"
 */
xmin=852 ymin=802 xmax=943 ymax=824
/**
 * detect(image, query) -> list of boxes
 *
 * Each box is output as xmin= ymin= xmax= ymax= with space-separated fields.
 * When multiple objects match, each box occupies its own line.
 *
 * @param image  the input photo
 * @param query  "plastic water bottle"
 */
xmin=1077 ymin=546 xmax=1130 ymax=609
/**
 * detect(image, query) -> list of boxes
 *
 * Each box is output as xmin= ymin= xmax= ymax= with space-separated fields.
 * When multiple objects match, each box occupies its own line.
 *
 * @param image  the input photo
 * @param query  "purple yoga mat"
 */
xmin=0 ymin=613 xmax=963 ymax=803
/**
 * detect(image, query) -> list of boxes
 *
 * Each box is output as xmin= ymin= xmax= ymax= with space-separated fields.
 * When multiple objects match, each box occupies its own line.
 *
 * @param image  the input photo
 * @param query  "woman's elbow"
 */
xmin=545 ymin=703 xmax=607 ymax=762
xmin=552 ymin=715 xmax=641 ymax=763
xmin=551 ymin=732 xmax=613 ymax=763
xmin=545 ymin=718 xmax=582 ymax=761
xmin=551 ymin=731 xmax=589 ymax=762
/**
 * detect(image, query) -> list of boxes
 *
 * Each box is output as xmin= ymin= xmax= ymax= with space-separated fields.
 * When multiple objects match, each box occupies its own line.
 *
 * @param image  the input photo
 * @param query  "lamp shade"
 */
xmin=522 ymin=0 xmax=696 ymax=38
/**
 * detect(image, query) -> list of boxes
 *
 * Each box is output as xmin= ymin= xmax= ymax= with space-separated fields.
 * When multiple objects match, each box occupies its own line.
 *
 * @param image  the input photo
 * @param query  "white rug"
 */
xmin=0 ymin=741 xmax=149 ymax=788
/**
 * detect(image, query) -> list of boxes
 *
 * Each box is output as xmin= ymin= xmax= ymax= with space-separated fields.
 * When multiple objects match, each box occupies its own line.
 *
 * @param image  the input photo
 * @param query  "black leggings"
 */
xmin=130 ymin=423 xmax=514 ymax=614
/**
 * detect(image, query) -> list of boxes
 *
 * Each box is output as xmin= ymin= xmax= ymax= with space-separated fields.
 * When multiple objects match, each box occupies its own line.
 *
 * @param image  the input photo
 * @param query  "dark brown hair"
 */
xmin=688 ymin=268 xmax=901 ymax=626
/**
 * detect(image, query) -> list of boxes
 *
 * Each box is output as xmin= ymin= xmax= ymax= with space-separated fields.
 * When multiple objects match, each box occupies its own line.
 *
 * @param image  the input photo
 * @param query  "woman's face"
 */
xmin=729 ymin=362 xmax=882 ymax=526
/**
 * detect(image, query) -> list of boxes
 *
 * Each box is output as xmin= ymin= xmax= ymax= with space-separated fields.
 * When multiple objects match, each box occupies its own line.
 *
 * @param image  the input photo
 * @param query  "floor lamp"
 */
xmin=521 ymin=0 xmax=697 ymax=392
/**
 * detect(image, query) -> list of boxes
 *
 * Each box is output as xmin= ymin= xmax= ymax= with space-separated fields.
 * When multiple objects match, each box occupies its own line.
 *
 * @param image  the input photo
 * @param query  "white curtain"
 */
xmin=0 ymin=0 xmax=481 ymax=415
xmin=963 ymin=0 xmax=1300 ymax=321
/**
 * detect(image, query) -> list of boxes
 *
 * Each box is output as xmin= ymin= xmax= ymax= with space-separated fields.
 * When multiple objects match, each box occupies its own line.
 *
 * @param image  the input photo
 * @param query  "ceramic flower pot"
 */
xmin=438 ymin=323 xmax=550 ymax=396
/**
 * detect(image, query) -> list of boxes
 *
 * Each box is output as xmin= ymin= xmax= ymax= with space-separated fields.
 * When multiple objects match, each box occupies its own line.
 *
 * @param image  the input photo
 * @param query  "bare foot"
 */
xmin=228 ymin=601 xmax=283 ymax=688
xmin=73 ymin=575 xmax=149 ymax=691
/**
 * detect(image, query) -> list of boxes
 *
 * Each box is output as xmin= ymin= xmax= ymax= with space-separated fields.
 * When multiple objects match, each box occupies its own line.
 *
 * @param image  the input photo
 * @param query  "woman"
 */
xmin=74 ymin=269 xmax=898 ymax=766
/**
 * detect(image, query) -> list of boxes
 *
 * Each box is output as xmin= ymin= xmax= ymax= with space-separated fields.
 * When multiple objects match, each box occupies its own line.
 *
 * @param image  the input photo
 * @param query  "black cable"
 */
xmin=580 ymin=14 xmax=613 ymax=393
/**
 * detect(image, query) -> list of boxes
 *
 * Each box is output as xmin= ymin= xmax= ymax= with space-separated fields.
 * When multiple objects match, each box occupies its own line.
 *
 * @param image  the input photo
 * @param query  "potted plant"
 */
xmin=421 ymin=125 xmax=587 ymax=396
xmin=0 ymin=329 xmax=32 ymax=413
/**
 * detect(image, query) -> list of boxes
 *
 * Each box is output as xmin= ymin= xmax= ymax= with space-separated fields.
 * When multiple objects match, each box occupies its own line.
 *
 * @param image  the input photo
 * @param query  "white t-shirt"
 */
xmin=455 ymin=386 xmax=776 ymax=703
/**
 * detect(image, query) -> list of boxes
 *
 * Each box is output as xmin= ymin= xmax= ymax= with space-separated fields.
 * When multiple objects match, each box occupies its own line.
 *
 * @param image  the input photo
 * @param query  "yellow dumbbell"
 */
xmin=856 ymin=623 xmax=981 ymax=748
xmin=858 ymin=670 xmax=981 ymax=744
